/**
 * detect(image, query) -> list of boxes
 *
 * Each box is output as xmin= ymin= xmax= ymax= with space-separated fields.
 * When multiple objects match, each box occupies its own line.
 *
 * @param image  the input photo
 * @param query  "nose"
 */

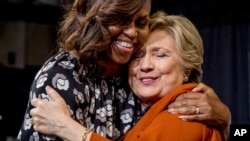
xmin=123 ymin=23 xmax=137 ymax=38
xmin=139 ymin=55 xmax=154 ymax=72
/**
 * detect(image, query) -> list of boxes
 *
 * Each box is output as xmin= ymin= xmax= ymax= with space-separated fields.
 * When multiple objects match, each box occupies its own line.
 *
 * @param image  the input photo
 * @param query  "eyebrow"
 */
xmin=150 ymin=46 xmax=171 ymax=53
xmin=138 ymin=15 xmax=150 ymax=19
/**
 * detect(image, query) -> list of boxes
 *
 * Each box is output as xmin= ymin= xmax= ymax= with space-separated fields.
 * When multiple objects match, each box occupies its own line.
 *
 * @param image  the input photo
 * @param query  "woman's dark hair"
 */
xmin=57 ymin=0 xmax=149 ymax=77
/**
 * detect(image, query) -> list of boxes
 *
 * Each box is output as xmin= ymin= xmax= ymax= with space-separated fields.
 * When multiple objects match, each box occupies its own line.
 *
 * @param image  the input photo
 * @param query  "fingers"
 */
xmin=168 ymin=92 xmax=206 ymax=109
xmin=30 ymin=116 xmax=42 ymax=129
xmin=168 ymin=91 xmax=212 ymax=118
xmin=31 ymin=116 xmax=42 ymax=125
xmin=168 ymin=105 xmax=196 ymax=114
xmin=178 ymin=109 xmax=213 ymax=123
xmin=30 ymin=108 xmax=36 ymax=117
xmin=179 ymin=114 xmax=207 ymax=121
xmin=31 ymin=85 xmax=66 ymax=109
xmin=45 ymin=85 xmax=64 ymax=102
xmin=31 ymin=98 xmax=43 ymax=108
xmin=192 ymin=83 xmax=219 ymax=100
xmin=168 ymin=99 xmax=213 ymax=123
xmin=30 ymin=101 xmax=43 ymax=118
xmin=171 ymin=106 xmax=207 ymax=121
xmin=30 ymin=85 xmax=57 ymax=108
xmin=195 ymin=107 xmax=200 ymax=115
xmin=30 ymin=116 xmax=50 ymax=134
xmin=168 ymin=83 xmax=228 ymax=128
xmin=169 ymin=105 xmax=207 ymax=115
xmin=32 ymin=123 xmax=46 ymax=134
xmin=192 ymin=82 xmax=208 ymax=92
xmin=174 ymin=92 xmax=204 ymax=101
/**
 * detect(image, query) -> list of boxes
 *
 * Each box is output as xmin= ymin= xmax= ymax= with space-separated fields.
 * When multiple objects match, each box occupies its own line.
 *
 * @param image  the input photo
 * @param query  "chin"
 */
xmin=114 ymin=56 xmax=131 ymax=64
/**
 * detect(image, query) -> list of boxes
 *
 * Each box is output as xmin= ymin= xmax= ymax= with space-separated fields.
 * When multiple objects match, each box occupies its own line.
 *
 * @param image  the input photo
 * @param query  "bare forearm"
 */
xmin=220 ymin=124 xmax=230 ymax=141
xmin=219 ymin=104 xmax=231 ymax=141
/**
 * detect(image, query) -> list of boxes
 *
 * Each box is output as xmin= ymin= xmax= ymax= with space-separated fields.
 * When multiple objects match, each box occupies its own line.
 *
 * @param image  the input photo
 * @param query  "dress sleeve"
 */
xmin=17 ymin=52 xmax=80 ymax=141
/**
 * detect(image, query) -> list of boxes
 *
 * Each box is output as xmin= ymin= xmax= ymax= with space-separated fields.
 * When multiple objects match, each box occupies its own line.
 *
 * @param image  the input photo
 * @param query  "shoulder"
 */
xmin=30 ymin=51 xmax=82 ymax=92
xmin=36 ymin=51 xmax=80 ymax=77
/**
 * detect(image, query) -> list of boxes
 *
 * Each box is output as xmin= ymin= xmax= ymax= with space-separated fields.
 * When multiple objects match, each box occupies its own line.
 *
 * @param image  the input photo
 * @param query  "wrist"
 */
xmin=81 ymin=128 xmax=92 ymax=141
xmin=56 ymin=116 xmax=84 ymax=141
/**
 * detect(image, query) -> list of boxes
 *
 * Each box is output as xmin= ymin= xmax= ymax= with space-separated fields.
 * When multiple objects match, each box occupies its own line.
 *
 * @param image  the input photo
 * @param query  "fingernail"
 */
xmin=179 ymin=116 xmax=188 ymax=121
xmin=192 ymin=87 xmax=197 ymax=91
xmin=46 ymin=85 xmax=52 ymax=91
xmin=179 ymin=116 xmax=185 ymax=119
xmin=168 ymin=108 xmax=175 ymax=112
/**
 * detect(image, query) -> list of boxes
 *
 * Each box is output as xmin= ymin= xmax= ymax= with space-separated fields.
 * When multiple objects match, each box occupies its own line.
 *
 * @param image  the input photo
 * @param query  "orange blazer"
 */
xmin=90 ymin=83 xmax=222 ymax=141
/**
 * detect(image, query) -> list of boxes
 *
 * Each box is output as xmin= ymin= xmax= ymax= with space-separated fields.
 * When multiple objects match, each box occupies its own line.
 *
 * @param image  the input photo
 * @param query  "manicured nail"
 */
xmin=179 ymin=116 xmax=185 ymax=119
xmin=179 ymin=116 xmax=188 ymax=121
xmin=192 ymin=87 xmax=197 ymax=91
xmin=168 ymin=108 xmax=175 ymax=112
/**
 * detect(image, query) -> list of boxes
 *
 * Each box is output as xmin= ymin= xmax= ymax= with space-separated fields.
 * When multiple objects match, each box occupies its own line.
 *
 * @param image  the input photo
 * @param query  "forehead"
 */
xmin=144 ymin=30 xmax=176 ymax=50
xmin=132 ymin=0 xmax=151 ymax=18
xmin=141 ymin=0 xmax=152 ymax=13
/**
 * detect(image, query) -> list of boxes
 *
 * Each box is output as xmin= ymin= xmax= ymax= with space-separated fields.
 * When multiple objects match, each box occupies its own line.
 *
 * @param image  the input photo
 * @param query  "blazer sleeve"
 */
xmin=90 ymin=132 xmax=110 ymax=141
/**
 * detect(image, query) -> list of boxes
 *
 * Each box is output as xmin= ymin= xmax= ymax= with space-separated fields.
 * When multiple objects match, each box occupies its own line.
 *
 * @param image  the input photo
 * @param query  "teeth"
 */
xmin=141 ymin=78 xmax=153 ymax=82
xmin=117 ymin=41 xmax=133 ymax=48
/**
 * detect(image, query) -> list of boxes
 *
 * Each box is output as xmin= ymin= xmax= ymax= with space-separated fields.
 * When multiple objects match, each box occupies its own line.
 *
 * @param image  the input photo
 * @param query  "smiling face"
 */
xmin=107 ymin=0 xmax=151 ymax=65
xmin=128 ymin=29 xmax=185 ymax=105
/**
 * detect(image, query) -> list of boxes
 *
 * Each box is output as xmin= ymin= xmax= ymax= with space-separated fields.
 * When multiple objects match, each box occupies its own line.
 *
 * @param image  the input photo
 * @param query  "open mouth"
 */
xmin=116 ymin=40 xmax=133 ymax=49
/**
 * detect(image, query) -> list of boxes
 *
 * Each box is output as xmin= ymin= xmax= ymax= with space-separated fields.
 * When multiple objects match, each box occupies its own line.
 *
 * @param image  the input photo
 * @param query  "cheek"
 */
xmin=138 ymin=28 xmax=150 ymax=44
xmin=108 ymin=26 xmax=121 ymax=36
xmin=159 ymin=60 xmax=182 ymax=74
xmin=128 ymin=62 xmax=139 ymax=84
xmin=159 ymin=61 xmax=184 ymax=87
xmin=128 ymin=62 xmax=138 ymax=77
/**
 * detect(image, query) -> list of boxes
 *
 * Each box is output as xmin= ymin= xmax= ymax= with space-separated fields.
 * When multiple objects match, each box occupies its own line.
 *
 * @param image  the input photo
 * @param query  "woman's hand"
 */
xmin=168 ymin=83 xmax=231 ymax=140
xmin=30 ymin=86 xmax=92 ymax=141
xmin=30 ymin=85 xmax=71 ymax=135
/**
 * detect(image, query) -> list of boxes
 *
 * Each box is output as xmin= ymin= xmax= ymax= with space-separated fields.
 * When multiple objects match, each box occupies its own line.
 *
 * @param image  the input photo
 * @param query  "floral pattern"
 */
xmin=17 ymin=51 xmax=143 ymax=141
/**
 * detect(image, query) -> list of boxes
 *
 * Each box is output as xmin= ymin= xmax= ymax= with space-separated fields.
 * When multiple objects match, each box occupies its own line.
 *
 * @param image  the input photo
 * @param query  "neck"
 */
xmin=71 ymin=50 xmax=122 ymax=77
xmin=99 ymin=60 xmax=121 ymax=77
xmin=141 ymin=102 xmax=151 ymax=112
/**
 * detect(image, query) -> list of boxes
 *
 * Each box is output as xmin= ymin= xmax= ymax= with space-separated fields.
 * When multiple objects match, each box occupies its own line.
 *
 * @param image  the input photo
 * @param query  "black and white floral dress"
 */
xmin=17 ymin=51 xmax=143 ymax=141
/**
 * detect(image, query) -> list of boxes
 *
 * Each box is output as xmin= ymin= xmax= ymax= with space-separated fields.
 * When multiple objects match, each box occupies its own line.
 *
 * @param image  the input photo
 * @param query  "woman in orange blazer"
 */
xmin=91 ymin=11 xmax=222 ymax=141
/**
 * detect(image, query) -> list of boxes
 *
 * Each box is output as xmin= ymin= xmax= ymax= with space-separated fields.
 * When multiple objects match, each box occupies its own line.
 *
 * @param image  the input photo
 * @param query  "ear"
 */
xmin=184 ymin=69 xmax=191 ymax=77
xmin=183 ymin=69 xmax=191 ymax=83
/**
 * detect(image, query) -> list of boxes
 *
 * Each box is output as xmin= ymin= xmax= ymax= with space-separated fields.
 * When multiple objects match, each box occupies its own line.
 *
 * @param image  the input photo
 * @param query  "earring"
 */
xmin=184 ymin=76 xmax=189 ymax=82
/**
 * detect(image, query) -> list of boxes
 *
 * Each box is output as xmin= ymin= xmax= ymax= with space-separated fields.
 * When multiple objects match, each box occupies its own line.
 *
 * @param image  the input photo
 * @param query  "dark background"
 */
xmin=1 ymin=0 xmax=250 ymax=140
